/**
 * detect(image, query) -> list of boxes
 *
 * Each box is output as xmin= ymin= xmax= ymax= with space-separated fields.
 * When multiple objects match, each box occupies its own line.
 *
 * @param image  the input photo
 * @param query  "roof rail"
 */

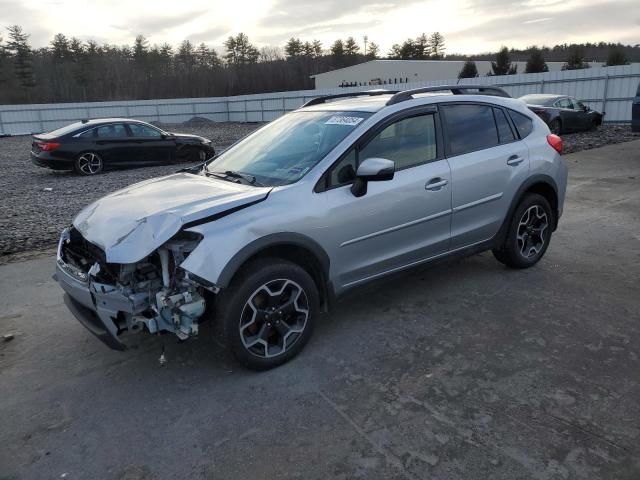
xmin=386 ymin=85 xmax=511 ymax=106
xmin=302 ymin=89 xmax=398 ymax=107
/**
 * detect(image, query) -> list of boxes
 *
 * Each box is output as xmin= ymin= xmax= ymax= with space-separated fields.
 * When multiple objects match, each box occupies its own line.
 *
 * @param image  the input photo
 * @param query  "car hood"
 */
xmin=73 ymin=173 xmax=271 ymax=264
xmin=170 ymin=132 xmax=210 ymax=142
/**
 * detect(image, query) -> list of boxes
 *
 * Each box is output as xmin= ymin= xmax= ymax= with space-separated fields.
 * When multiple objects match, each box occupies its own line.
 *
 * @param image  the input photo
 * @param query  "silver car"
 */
xmin=55 ymin=86 xmax=568 ymax=370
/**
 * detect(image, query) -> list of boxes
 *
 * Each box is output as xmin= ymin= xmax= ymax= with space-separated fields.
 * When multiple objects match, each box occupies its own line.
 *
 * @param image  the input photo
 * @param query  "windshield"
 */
xmin=205 ymin=110 xmax=371 ymax=186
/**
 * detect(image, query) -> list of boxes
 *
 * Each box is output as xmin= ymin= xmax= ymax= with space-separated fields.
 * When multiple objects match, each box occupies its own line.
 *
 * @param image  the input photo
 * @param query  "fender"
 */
xmin=216 ymin=232 xmax=331 ymax=289
xmin=492 ymin=174 xmax=559 ymax=248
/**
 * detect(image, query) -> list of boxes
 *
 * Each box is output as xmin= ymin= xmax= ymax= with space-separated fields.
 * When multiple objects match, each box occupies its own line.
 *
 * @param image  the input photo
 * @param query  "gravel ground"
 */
xmin=0 ymin=122 xmax=261 ymax=259
xmin=0 ymin=122 xmax=638 ymax=260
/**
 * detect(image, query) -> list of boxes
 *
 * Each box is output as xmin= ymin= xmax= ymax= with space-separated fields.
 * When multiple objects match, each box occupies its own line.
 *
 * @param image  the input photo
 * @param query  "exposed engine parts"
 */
xmin=60 ymin=227 xmax=208 ymax=343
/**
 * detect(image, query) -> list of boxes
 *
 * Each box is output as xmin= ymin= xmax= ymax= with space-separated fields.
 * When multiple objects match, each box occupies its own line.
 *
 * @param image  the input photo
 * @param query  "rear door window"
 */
xmin=441 ymin=104 xmax=499 ymax=156
xmin=128 ymin=123 xmax=163 ymax=137
xmin=508 ymin=110 xmax=534 ymax=139
xmin=96 ymin=124 xmax=129 ymax=138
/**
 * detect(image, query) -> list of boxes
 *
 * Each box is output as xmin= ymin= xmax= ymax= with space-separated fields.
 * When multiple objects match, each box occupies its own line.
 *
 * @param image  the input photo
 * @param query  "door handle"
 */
xmin=507 ymin=155 xmax=524 ymax=166
xmin=425 ymin=178 xmax=448 ymax=191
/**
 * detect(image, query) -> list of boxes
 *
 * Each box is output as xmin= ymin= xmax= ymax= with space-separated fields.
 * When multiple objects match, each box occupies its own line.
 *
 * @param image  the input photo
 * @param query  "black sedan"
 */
xmin=31 ymin=118 xmax=215 ymax=175
xmin=519 ymin=94 xmax=604 ymax=135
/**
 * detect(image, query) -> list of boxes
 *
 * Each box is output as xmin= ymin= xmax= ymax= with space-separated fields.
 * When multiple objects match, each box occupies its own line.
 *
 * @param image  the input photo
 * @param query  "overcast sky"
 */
xmin=1 ymin=0 xmax=638 ymax=54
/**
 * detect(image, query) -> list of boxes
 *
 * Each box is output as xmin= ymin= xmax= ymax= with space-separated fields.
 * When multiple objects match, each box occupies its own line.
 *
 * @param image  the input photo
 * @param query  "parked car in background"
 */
xmin=55 ymin=86 xmax=567 ymax=370
xmin=519 ymin=94 xmax=604 ymax=135
xmin=632 ymin=82 xmax=640 ymax=132
xmin=31 ymin=118 xmax=215 ymax=175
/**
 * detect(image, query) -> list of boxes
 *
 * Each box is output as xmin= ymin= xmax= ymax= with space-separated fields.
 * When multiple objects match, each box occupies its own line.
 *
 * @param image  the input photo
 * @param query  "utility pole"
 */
xmin=364 ymin=35 xmax=368 ymax=56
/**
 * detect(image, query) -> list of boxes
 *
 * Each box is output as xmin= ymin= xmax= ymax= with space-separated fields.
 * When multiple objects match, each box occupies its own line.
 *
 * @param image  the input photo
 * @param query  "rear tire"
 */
xmin=74 ymin=152 xmax=103 ymax=175
xmin=215 ymin=258 xmax=319 ymax=370
xmin=492 ymin=193 xmax=554 ymax=269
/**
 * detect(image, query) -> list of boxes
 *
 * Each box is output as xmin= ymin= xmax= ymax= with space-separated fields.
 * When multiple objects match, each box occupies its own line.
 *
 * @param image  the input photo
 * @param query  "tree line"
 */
xmin=0 ymin=24 xmax=637 ymax=105
xmin=457 ymin=44 xmax=633 ymax=79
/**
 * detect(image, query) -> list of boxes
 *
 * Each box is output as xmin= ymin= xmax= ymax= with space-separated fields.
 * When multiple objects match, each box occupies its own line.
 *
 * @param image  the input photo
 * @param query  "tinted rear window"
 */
xmin=442 ymin=104 xmax=499 ymax=156
xmin=508 ymin=110 xmax=534 ymax=138
xmin=45 ymin=122 xmax=85 ymax=137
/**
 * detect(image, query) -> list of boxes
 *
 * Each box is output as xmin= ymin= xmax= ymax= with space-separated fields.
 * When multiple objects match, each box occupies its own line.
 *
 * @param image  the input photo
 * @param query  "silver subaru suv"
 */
xmin=55 ymin=86 xmax=567 ymax=370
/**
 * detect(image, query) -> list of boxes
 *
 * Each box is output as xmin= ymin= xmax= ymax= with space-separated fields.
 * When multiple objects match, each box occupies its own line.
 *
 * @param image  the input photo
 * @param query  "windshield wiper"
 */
xmin=208 ymin=170 xmax=264 ymax=186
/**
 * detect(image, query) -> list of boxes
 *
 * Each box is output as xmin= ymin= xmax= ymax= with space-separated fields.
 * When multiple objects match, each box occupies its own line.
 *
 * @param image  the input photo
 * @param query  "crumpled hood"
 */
xmin=74 ymin=173 xmax=270 ymax=264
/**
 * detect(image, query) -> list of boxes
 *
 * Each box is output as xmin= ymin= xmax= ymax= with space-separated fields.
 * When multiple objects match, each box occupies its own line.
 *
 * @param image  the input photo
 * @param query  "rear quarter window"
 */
xmin=508 ymin=110 xmax=534 ymax=139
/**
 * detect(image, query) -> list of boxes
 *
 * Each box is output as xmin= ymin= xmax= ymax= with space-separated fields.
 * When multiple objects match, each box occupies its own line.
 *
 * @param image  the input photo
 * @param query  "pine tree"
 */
xmin=284 ymin=37 xmax=303 ymax=58
xmin=133 ymin=35 xmax=149 ymax=66
xmin=312 ymin=40 xmax=323 ymax=57
xmin=562 ymin=46 xmax=589 ymax=70
xmin=605 ymin=46 xmax=629 ymax=66
xmin=330 ymin=39 xmax=345 ymax=57
xmin=458 ymin=60 xmax=478 ymax=79
xmin=224 ymin=33 xmax=259 ymax=65
xmin=177 ymin=40 xmax=196 ymax=72
xmin=50 ymin=33 xmax=70 ymax=62
xmin=388 ymin=43 xmax=402 ymax=59
xmin=429 ymin=32 xmax=445 ymax=59
xmin=68 ymin=37 xmax=89 ymax=98
xmin=196 ymin=43 xmax=220 ymax=69
xmin=525 ymin=46 xmax=548 ymax=73
xmin=491 ymin=46 xmax=517 ymax=75
xmin=414 ymin=33 xmax=429 ymax=59
xmin=344 ymin=37 xmax=360 ymax=55
xmin=367 ymin=42 xmax=379 ymax=59
xmin=399 ymin=39 xmax=416 ymax=59
xmin=5 ymin=25 xmax=36 ymax=95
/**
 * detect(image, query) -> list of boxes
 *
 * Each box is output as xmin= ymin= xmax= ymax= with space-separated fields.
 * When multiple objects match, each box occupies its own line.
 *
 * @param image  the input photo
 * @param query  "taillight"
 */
xmin=36 ymin=142 xmax=60 ymax=151
xmin=547 ymin=134 xmax=562 ymax=154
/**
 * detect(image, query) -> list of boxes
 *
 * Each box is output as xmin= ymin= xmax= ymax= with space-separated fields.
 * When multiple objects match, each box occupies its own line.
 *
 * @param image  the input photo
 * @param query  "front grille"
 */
xmin=62 ymin=228 xmax=117 ymax=283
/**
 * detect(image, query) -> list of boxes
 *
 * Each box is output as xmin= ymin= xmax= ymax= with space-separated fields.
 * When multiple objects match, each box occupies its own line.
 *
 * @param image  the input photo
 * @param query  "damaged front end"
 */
xmin=56 ymin=226 xmax=214 ymax=350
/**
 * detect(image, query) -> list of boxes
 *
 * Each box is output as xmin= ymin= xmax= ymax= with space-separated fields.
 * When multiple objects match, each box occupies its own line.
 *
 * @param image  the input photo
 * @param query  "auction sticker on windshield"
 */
xmin=325 ymin=116 xmax=365 ymax=126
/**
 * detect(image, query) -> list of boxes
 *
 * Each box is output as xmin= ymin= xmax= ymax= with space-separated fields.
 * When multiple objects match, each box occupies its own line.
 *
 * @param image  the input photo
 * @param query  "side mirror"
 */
xmin=583 ymin=105 xmax=590 ymax=112
xmin=351 ymin=157 xmax=395 ymax=197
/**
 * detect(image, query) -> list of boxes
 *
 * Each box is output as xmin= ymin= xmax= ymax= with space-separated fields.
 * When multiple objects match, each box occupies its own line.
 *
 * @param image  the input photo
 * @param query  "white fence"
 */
xmin=0 ymin=64 xmax=638 ymax=136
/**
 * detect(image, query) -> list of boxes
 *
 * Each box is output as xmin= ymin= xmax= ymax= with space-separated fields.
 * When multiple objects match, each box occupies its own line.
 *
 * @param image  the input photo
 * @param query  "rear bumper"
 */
xmin=31 ymin=151 xmax=74 ymax=170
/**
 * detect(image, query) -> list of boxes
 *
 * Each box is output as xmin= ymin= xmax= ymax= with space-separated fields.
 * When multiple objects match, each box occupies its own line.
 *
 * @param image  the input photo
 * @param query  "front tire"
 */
xmin=492 ymin=193 xmax=554 ymax=269
xmin=215 ymin=258 xmax=319 ymax=370
xmin=549 ymin=119 xmax=562 ymax=135
xmin=75 ymin=152 xmax=103 ymax=175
